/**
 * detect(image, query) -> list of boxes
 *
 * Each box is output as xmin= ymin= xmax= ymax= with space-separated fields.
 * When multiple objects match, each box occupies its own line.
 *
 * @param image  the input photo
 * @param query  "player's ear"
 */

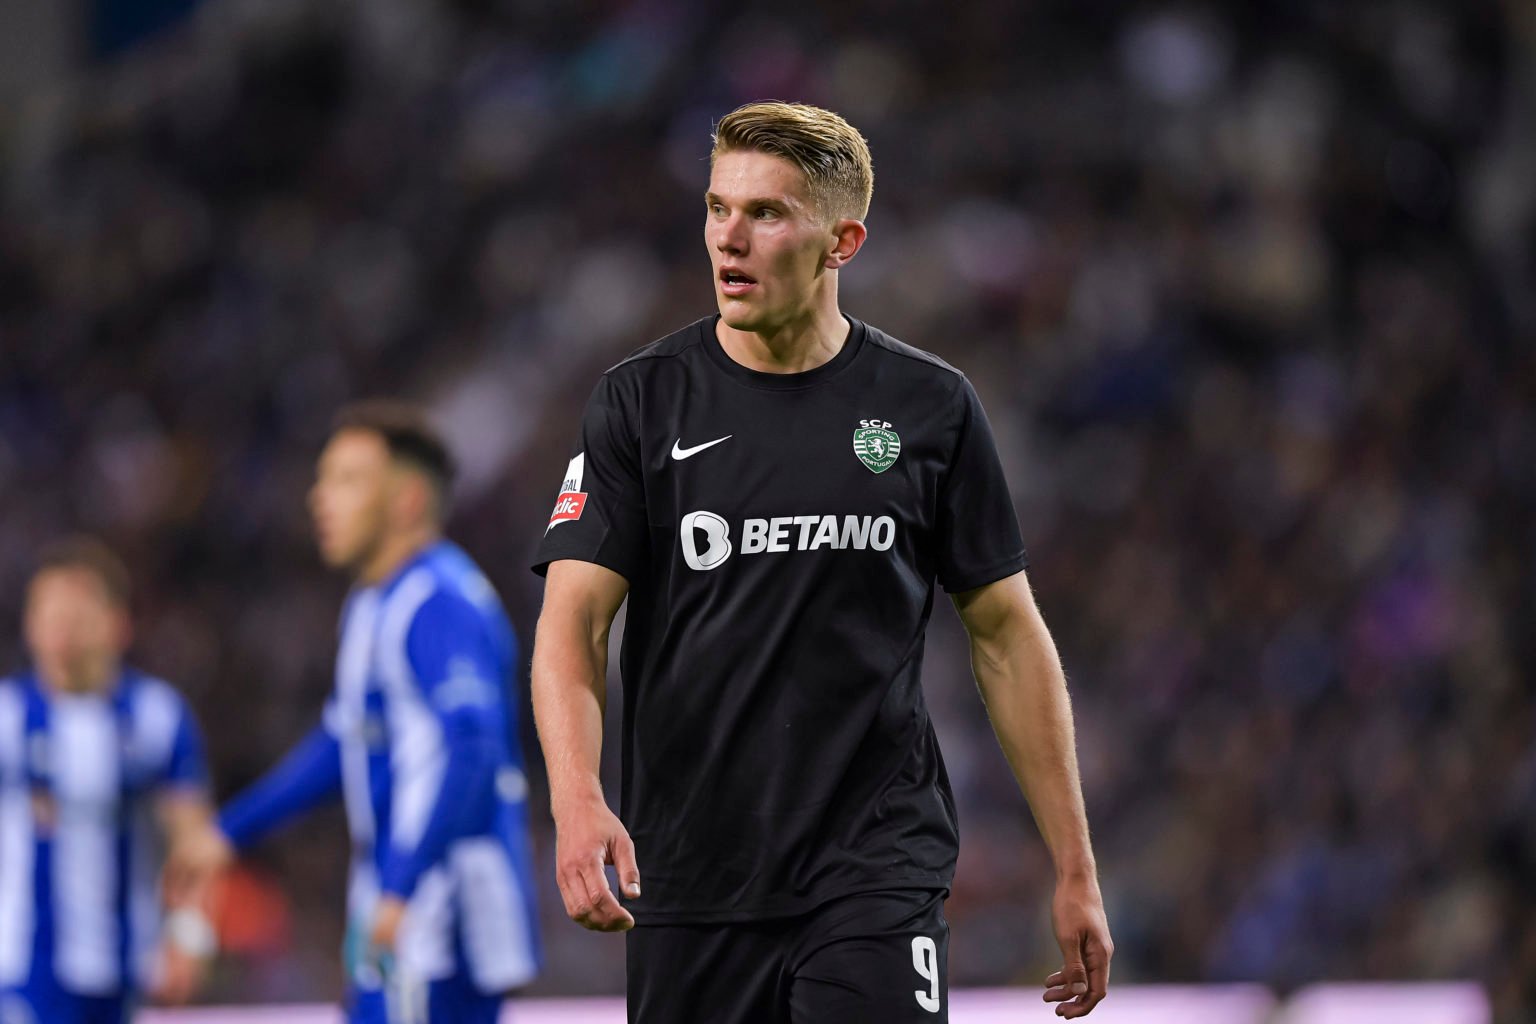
xmin=386 ymin=467 xmax=426 ymax=530
xmin=824 ymin=218 xmax=867 ymax=270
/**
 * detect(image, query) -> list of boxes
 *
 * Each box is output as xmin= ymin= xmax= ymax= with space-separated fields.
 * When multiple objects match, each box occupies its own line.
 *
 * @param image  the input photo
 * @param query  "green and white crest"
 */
xmin=852 ymin=420 xmax=902 ymax=473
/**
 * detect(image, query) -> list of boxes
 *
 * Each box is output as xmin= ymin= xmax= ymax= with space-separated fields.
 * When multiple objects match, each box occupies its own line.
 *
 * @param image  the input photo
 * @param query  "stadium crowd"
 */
xmin=1 ymin=0 xmax=1533 ymax=1017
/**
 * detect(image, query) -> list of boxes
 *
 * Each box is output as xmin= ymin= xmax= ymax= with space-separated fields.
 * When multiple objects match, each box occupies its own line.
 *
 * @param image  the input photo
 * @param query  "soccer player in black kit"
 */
xmin=531 ymin=102 xmax=1113 ymax=1022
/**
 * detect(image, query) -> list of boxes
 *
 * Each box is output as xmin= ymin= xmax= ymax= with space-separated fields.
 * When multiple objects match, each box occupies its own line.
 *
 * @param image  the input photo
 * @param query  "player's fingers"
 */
xmin=611 ymin=830 xmax=642 ymax=900
xmin=574 ymin=861 xmax=634 ymax=932
xmin=1082 ymin=931 xmax=1113 ymax=1008
xmin=1043 ymin=977 xmax=1079 ymax=1004
xmin=1057 ymin=932 xmax=1089 ymax=999
xmin=556 ymin=857 xmax=603 ymax=924
xmin=554 ymin=863 xmax=586 ymax=921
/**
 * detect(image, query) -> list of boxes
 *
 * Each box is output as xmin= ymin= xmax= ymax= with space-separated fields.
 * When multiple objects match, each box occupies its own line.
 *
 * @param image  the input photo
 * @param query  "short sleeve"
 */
xmin=936 ymin=376 xmax=1028 ymax=593
xmin=162 ymin=699 xmax=210 ymax=790
xmin=531 ymin=372 xmax=649 ymax=583
xmin=405 ymin=591 xmax=505 ymax=721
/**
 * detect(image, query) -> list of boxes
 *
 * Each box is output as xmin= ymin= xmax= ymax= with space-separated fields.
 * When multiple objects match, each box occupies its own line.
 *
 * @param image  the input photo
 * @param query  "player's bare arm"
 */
xmin=953 ymin=569 xmax=1113 ymax=1019
xmin=532 ymin=558 xmax=640 ymax=932
xmin=154 ymin=790 xmax=220 ymax=1004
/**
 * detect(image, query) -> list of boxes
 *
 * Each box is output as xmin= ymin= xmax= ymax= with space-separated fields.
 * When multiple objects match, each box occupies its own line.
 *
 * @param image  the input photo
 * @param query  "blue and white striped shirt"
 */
xmin=0 ymin=668 xmax=207 ymax=997
xmin=221 ymin=541 xmax=541 ymax=993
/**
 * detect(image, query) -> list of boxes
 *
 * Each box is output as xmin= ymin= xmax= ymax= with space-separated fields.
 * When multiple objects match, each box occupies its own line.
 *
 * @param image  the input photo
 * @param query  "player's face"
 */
xmin=24 ymin=568 xmax=129 ymax=693
xmin=705 ymin=151 xmax=840 ymax=334
xmin=309 ymin=429 xmax=396 ymax=574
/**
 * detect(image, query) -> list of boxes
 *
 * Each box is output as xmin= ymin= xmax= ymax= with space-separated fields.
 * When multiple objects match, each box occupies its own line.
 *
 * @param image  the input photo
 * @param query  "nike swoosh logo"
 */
xmin=671 ymin=435 xmax=733 ymax=460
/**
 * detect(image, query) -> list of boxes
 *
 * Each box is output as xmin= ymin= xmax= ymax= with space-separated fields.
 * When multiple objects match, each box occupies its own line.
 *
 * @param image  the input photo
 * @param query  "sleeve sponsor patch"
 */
xmin=547 ymin=490 xmax=587 ymax=529
xmin=547 ymin=451 xmax=588 ymax=530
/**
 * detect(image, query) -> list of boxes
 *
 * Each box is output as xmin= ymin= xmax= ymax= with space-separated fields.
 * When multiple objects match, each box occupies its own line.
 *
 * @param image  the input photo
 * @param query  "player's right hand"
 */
xmin=553 ymin=796 xmax=641 ymax=932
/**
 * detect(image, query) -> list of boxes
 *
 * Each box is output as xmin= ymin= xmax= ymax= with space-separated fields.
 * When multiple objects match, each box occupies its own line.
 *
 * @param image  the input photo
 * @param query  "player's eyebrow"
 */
xmin=704 ymin=191 xmax=793 ymax=211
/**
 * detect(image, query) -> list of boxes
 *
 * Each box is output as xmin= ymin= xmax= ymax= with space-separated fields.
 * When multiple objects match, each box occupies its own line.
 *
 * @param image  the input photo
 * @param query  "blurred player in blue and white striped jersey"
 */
xmin=0 ymin=539 xmax=219 ymax=1024
xmin=167 ymin=400 xmax=540 ymax=1024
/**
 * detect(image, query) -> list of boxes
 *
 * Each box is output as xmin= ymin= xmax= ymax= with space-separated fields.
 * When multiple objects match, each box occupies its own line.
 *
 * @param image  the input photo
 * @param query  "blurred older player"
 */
xmin=167 ymin=401 xmax=540 ymax=1024
xmin=0 ymin=538 xmax=218 ymax=1023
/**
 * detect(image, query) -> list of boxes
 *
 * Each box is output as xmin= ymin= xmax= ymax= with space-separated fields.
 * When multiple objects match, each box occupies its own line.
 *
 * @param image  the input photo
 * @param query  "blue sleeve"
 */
xmin=163 ymin=699 xmax=210 ymax=790
xmin=219 ymin=723 xmax=343 ymax=851
xmin=378 ymin=591 xmax=505 ymax=899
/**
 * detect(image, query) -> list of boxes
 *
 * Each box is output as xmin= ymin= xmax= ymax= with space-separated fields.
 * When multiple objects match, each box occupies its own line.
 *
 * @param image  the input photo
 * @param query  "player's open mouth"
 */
xmin=719 ymin=268 xmax=757 ymax=297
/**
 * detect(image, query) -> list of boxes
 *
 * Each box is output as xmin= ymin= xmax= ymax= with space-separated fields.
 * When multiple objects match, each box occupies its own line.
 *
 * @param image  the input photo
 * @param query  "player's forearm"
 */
xmin=968 ymin=596 xmax=1097 ymax=880
xmin=219 ymin=725 xmax=343 ymax=850
xmin=531 ymin=606 xmax=611 ymax=816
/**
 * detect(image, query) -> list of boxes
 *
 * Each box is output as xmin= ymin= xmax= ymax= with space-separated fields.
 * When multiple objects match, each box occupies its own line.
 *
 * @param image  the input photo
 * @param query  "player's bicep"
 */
xmin=952 ymin=568 xmax=1038 ymax=645
xmin=405 ymin=595 xmax=505 ymax=725
xmin=540 ymin=559 xmax=628 ymax=640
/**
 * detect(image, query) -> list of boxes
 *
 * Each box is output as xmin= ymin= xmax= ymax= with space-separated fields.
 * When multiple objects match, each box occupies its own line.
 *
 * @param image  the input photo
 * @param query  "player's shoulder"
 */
xmin=857 ymin=320 xmax=974 ymax=413
xmin=858 ymin=320 xmax=968 ymax=383
xmin=0 ymin=676 xmax=22 ymax=723
xmin=123 ymin=668 xmax=196 ymax=728
xmin=404 ymin=544 xmax=502 ymax=629
xmin=602 ymin=317 xmax=713 ymax=378
xmin=125 ymin=668 xmax=180 ymax=700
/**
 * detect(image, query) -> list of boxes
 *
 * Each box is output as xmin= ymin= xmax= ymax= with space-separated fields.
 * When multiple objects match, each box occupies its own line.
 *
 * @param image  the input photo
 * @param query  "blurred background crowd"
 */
xmin=1 ymin=0 xmax=1533 ymax=1017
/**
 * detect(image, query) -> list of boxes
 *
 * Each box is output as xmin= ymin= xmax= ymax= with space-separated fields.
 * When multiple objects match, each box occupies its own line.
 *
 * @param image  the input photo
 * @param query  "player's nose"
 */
xmin=712 ymin=212 xmax=748 ymax=255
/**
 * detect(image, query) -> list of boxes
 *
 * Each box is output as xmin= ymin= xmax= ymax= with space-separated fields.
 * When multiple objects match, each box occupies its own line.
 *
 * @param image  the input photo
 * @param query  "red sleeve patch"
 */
xmin=547 ymin=491 xmax=588 ymax=529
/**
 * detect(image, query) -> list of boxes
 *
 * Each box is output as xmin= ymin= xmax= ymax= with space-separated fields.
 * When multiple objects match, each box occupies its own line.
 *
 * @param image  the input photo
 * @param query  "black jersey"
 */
xmin=532 ymin=315 xmax=1027 ymax=924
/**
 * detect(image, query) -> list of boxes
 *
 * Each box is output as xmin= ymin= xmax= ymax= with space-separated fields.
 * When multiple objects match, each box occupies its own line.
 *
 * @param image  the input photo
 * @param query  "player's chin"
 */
xmin=716 ymin=296 xmax=765 ymax=330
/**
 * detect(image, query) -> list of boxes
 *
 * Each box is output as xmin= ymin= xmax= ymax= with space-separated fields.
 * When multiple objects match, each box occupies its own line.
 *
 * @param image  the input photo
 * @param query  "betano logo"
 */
xmin=679 ymin=510 xmax=896 ymax=571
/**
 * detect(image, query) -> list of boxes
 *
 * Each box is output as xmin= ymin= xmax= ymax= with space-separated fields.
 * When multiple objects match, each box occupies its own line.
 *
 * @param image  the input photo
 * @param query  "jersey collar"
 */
xmin=701 ymin=314 xmax=867 ymax=391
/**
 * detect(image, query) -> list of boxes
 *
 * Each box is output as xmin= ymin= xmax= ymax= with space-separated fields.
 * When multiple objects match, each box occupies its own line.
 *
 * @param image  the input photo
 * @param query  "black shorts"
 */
xmin=626 ymin=889 xmax=949 ymax=1024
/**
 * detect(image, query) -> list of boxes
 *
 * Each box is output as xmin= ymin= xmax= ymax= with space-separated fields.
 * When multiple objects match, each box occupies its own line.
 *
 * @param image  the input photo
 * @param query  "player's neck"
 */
xmin=717 ymin=297 xmax=849 ymax=374
xmin=356 ymin=526 xmax=440 ymax=587
xmin=37 ymin=656 xmax=120 ymax=697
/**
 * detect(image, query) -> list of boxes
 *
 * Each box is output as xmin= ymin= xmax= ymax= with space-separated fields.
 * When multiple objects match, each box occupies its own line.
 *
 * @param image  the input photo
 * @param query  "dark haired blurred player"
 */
xmin=0 ymin=539 xmax=217 ymax=1023
xmin=531 ymin=101 xmax=1113 ymax=1022
xmin=168 ymin=401 xmax=540 ymax=1024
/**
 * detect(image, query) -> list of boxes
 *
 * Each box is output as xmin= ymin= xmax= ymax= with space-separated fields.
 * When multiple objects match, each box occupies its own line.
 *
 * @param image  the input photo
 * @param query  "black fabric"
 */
xmin=625 ymin=888 xmax=950 ymax=1024
xmin=534 ymin=315 xmax=1027 ymax=923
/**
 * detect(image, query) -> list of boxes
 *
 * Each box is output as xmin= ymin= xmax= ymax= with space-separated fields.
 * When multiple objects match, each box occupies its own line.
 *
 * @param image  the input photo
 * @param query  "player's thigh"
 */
xmin=627 ymin=922 xmax=789 ymax=1024
xmin=788 ymin=889 xmax=949 ymax=1024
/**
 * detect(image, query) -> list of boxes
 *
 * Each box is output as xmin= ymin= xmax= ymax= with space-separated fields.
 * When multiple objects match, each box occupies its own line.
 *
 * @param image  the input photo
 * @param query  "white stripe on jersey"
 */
xmin=454 ymin=837 xmax=539 ymax=991
xmin=0 ymin=687 xmax=27 ymax=988
xmin=51 ymin=695 xmax=121 ymax=994
xmin=376 ymin=568 xmax=442 ymax=853
xmin=336 ymin=591 xmax=382 ymax=849
xmin=0 ymin=790 xmax=31 ymax=989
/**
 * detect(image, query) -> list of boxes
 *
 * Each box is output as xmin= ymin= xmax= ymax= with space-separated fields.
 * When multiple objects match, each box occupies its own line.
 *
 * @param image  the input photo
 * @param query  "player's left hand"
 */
xmin=1042 ymin=874 xmax=1112 ymax=1018
xmin=369 ymin=895 xmax=407 ymax=952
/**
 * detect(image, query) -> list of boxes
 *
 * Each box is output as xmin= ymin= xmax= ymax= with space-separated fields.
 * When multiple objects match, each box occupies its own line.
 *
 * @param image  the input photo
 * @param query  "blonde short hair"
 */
xmin=711 ymin=101 xmax=874 ymax=222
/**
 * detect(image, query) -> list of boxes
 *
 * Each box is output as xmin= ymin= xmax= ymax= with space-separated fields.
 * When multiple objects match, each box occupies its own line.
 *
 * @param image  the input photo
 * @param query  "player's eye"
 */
xmin=754 ymin=207 xmax=778 ymax=220
xmin=708 ymin=203 xmax=726 ymax=217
